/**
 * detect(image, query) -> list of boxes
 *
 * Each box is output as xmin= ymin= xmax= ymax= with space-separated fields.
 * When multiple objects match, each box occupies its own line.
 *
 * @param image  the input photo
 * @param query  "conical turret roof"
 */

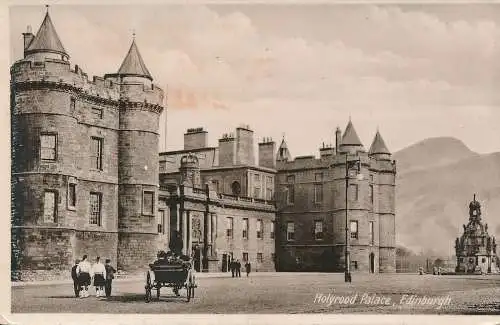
xmin=25 ymin=11 xmax=68 ymax=58
xmin=117 ymin=38 xmax=153 ymax=80
xmin=341 ymin=120 xmax=363 ymax=146
xmin=369 ymin=130 xmax=391 ymax=155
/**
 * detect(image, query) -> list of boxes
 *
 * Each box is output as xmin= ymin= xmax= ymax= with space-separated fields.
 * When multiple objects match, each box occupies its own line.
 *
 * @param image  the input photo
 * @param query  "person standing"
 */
xmin=71 ymin=259 xmax=80 ymax=297
xmin=230 ymin=259 xmax=235 ymax=278
xmin=236 ymin=260 xmax=242 ymax=277
xmin=245 ymin=261 xmax=251 ymax=277
xmin=169 ymin=230 xmax=184 ymax=256
xmin=104 ymin=259 xmax=116 ymax=297
xmin=92 ymin=256 xmax=107 ymax=298
xmin=76 ymin=255 xmax=92 ymax=298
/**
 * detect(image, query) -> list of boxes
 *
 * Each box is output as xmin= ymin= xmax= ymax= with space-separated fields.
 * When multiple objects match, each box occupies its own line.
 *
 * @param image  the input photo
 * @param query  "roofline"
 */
xmin=104 ymin=72 xmax=153 ymax=81
xmin=159 ymin=147 xmax=218 ymax=156
xmin=24 ymin=48 xmax=69 ymax=58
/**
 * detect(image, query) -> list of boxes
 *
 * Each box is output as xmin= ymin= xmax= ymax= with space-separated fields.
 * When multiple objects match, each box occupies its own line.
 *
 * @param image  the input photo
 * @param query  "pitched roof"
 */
xmin=369 ymin=130 xmax=391 ymax=155
xmin=117 ymin=39 xmax=153 ymax=80
xmin=277 ymin=138 xmax=291 ymax=161
xmin=25 ymin=11 xmax=68 ymax=57
xmin=341 ymin=120 xmax=363 ymax=146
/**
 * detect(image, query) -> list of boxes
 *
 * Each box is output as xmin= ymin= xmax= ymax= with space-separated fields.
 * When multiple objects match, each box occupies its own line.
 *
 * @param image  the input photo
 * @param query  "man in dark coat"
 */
xmin=230 ymin=259 xmax=235 ymax=278
xmin=71 ymin=259 xmax=80 ymax=297
xmin=169 ymin=230 xmax=184 ymax=256
xmin=104 ymin=259 xmax=116 ymax=297
xmin=245 ymin=261 xmax=251 ymax=277
xmin=236 ymin=260 xmax=242 ymax=277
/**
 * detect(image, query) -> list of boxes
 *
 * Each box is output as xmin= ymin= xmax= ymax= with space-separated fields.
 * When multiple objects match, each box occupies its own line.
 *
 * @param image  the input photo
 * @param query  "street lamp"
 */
xmin=345 ymin=155 xmax=363 ymax=283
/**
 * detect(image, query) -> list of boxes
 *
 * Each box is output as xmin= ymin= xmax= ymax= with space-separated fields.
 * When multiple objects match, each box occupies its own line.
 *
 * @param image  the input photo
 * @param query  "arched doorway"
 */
xmin=369 ymin=253 xmax=375 ymax=273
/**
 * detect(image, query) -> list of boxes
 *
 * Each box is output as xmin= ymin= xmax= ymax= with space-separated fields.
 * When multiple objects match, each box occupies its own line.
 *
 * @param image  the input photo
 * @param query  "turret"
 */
xmin=23 ymin=7 xmax=69 ymax=62
xmin=335 ymin=126 xmax=342 ymax=154
xmin=369 ymin=129 xmax=391 ymax=161
xmin=340 ymin=119 xmax=365 ymax=154
xmin=180 ymin=153 xmax=201 ymax=187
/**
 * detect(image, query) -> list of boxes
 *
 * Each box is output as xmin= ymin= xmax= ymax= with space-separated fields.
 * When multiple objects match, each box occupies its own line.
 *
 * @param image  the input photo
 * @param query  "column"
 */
xmin=176 ymin=205 xmax=180 ymax=231
xmin=211 ymin=213 xmax=217 ymax=255
xmin=187 ymin=211 xmax=192 ymax=257
xmin=207 ymin=212 xmax=212 ymax=255
xmin=182 ymin=210 xmax=188 ymax=255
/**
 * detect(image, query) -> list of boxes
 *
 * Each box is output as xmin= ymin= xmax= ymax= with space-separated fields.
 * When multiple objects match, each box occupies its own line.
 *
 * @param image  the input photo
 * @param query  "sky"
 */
xmin=9 ymin=3 xmax=500 ymax=156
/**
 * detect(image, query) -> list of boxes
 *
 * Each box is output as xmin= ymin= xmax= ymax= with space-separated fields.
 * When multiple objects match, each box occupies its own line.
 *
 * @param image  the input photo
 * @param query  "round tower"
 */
xmin=369 ymin=129 xmax=396 ymax=273
xmin=106 ymin=37 xmax=165 ymax=270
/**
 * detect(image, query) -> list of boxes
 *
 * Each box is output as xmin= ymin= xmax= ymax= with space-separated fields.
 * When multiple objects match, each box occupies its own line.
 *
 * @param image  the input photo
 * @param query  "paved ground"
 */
xmin=11 ymin=273 xmax=500 ymax=314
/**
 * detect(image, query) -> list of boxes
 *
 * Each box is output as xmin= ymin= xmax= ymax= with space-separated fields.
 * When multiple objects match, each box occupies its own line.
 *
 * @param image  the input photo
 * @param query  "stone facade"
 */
xmin=11 ymin=11 xmax=164 ymax=280
xmin=159 ymin=128 xmax=277 ymax=273
xmin=275 ymin=123 xmax=397 ymax=273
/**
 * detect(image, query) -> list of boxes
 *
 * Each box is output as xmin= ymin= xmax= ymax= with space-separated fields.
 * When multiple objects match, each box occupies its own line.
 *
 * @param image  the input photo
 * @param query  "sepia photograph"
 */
xmin=7 ymin=0 xmax=500 ymax=320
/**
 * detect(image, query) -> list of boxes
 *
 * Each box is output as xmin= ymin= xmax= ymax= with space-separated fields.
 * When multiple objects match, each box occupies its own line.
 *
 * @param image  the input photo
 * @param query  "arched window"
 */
xmin=231 ymin=181 xmax=241 ymax=196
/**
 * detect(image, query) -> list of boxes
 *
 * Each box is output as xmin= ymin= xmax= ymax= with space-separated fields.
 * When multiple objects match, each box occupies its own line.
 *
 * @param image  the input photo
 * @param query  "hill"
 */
xmin=394 ymin=138 xmax=500 ymax=258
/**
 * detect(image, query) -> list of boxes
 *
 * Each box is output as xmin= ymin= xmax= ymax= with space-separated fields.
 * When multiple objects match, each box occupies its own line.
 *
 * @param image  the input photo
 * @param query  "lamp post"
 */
xmin=345 ymin=155 xmax=363 ymax=283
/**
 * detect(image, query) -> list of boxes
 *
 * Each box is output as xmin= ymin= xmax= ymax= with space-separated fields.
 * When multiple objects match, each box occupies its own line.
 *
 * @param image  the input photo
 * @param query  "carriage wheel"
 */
xmin=145 ymin=272 xmax=152 ymax=303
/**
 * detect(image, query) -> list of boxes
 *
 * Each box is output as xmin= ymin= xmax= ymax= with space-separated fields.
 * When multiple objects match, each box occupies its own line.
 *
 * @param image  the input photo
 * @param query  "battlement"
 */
xmin=219 ymin=133 xmax=235 ymax=142
xmin=186 ymin=127 xmax=206 ymax=134
xmin=11 ymin=59 xmax=121 ymax=101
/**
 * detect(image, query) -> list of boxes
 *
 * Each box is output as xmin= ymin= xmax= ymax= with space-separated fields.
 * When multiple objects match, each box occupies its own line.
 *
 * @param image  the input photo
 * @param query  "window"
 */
xmin=91 ymin=107 xmax=103 ymax=119
xmin=257 ymin=253 xmax=263 ymax=263
xmin=158 ymin=210 xmax=165 ymax=234
xmin=242 ymin=218 xmax=249 ymax=239
xmin=231 ymin=181 xmax=241 ymax=196
xmin=352 ymin=261 xmax=358 ymax=270
xmin=350 ymin=220 xmax=358 ymax=239
xmin=266 ymin=189 xmax=273 ymax=201
xmin=256 ymin=219 xmax=263 ymax=239
xmin=40 ymin=134 xmax=57 ymax=161
xmin=350 ymin=184 xmax=359 ymax=201
xmin=253 ymin=187 xmax=261 ymax=198
xmin=287 ymin=222 xmax=295 ymax=241
xmin=70 ymin=97 xmax=76 ymax=112
xmin=315 ymin=173 xmax=323 ymax=182
xmin=482 ymin=258 xmax=486 ymax=263
xmin=370 ymin=174 xmax=374 ymax=183
xmin=314 ymin=184 xmax=323 ymax=203
xmin=142 ymin=191 xmax=154 ymax=216
xmin=266 ymin=176 xmax=273 ymax=185
xmin=369 ymin=184 xmax=374 ymax=204
xmin=211 ymin=180 xmax=219 ymax=192
xmin=68 ymin=183 xmax=77 ymax=208
xmin=89 ymin=192 xmax=102 ymax=226
xmin=226 ymin=217 xmax=234 ymax=238
xmin=43 ymin=190 xmax=57 ymax=223
xmin=90 ymin=137 xmax=103 ymax=170
xmin=271 ymin=253 xmax=276 ymax=262
xmin=287 ymin=175 xmax=295 ymax=183
xmin=286 ymin=185 xmax=295 ymax=204
xmin=369 ymin=221 xmax=374 ymax=245
xmin=270 ymin=222 xmax=275 ymax=239
xmin=314 ymin=220 xmax=323 ymax=240
xmin=243 ymin=252 xmax=248 ymax=262
xmin=254 ymin=174 xmax=260 ymax=182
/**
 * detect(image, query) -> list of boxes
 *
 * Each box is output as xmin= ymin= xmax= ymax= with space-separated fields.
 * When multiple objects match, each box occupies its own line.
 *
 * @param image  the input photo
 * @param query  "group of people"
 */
xmin=230 ymin=259 xmax=252 ymax=277
xmin=71 ymin=255 xmax=116 ymax=298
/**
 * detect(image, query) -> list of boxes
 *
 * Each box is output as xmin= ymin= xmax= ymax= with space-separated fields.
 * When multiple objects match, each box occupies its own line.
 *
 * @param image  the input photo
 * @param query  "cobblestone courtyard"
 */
xmin=11 ymin=273 xmax=500 ymax=314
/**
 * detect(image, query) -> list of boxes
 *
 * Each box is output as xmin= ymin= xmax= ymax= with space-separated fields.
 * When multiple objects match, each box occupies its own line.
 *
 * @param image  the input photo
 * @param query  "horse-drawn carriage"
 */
xmin=145 ymin=252 xmax=197 ymax=303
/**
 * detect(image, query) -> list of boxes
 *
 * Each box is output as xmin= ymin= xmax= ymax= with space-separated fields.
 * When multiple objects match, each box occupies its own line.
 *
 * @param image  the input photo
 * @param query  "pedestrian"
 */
xmin=76 ymin=255 xmax=92 ymax=298
xmin=245 ymin=261 xmax=251 ymax=277
xmin=71 ymin=259 xmax=80 ymax=297
xmin=236 ymin=259 xmax=241 ymax=277
xmin=230 ymin=259 xmax=235 ymax=278
xmin=104 ymin=259 xmax=116 ymax=298
xmin=92 ymin=256 xmax=107 ymax=298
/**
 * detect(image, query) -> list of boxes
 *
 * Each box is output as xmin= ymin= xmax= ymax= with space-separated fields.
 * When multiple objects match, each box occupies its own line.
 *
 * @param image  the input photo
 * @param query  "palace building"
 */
xmin=275 ymin=121 xmax=397 ymax=273
xmin=158 ymin=126 xmax=277 ymax=273
xmin=455 ymin=195 xmax=498 ymax=274
xmin=11 ymin=9 xmax=397 ymax=279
